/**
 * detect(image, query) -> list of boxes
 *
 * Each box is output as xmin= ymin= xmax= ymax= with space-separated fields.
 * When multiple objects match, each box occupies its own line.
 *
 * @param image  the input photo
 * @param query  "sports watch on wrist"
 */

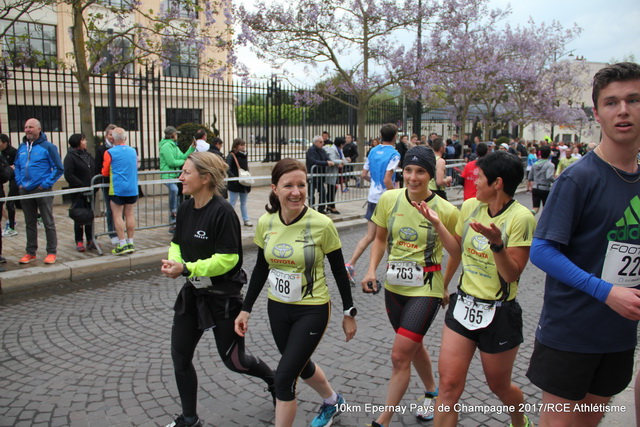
xmin=181 ymin=263 xmax=191 ymax=277
xmin=489 ymin=242 xmax=505 ymax=253
xmin=343 ymin=307 xmax=358 ymax=317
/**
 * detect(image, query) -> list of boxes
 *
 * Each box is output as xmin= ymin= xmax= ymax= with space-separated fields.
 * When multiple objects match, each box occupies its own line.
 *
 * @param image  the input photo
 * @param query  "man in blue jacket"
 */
xmin=15 ymin=118 xmax=64 ymax=264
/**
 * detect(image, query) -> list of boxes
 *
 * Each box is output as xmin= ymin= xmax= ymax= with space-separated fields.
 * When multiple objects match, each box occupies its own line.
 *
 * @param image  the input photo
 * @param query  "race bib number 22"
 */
xmin=602 ymin=241 xmax=640 ymax=288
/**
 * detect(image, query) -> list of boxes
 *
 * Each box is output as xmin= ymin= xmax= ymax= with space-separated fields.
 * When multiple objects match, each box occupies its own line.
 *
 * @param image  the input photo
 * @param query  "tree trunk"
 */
xmin=356 ymin=93 xmax=368 ymax=162
xmin=71 ymin=0 xmax=96 ymax=155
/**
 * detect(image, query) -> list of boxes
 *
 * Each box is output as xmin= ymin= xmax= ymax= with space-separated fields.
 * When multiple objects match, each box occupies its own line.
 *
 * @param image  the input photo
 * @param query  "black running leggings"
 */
xmin=268 ymin=300 xmax=330 ymax=401
xmin=171 ymin=295 xmax=274 ymax=416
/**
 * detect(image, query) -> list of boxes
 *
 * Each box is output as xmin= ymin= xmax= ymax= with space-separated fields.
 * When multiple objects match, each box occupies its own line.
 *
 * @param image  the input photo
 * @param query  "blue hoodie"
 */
xmin=15 ymin=132 xmax=64 ymax=191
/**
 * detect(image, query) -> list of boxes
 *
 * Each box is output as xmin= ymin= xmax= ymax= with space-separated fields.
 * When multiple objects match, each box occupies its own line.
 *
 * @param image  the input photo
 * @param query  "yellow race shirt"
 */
xmin=456 ymin=198 xmax=536 ymax=301
xmin=372 ymin=188 xmax=460 ymax=297
xmin=255 ymin=208 xmax=342 ymax=306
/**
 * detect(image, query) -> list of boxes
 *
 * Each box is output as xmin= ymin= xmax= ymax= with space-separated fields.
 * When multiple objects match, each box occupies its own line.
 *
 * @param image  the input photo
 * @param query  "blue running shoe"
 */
xmin=310 ymin=393 xmax=344 ymax=427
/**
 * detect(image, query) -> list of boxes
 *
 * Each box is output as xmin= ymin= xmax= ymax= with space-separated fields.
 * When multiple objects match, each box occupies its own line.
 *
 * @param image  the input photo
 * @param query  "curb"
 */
xmin=0 ymin=213 xmax=368 ymax=294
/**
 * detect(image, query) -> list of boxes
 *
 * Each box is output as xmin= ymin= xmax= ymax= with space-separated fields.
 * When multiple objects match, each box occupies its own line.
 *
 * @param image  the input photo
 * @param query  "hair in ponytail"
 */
xmin=266 ymin=158 xmax=307 ymax=214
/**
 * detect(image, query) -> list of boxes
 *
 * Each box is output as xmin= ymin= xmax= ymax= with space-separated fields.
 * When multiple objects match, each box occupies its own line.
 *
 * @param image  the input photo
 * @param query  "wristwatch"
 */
xmin=490 ymin=242 xmax=505 ymax=253
xmin=343 ymin=307 xmax=358 ymax=317
xmin=181 ymin=263 xmax=191 ymax=277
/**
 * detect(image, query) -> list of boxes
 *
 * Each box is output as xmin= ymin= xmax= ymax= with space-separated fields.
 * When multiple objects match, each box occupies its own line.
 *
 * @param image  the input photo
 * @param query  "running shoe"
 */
xmin=165 ymin=414 xmax=202 ymax=427
xmin=345 ymin=263 xmax=356 ymax=287
xmin=368 ymin=422 xmax=385 ymax=427
xmin=44 ymin=254 xmax=57 ymax=264
xmin=112 ymin=244 xmax=131 ymax=256
xmin=76 ymin=242 xmax=86 ymax=252
xmin=510 ymin=414 xmax=533 ymax=427
xmin=244 ymin=220 xmax=253 ymax=227
xmin=310 ymin=393 xmax=344 ymax=427
xmin=19 ymin=254 xmax=37 ymax=264
xmin=415 ymin=388 xmax=438 ymax=421
xmin=2 ymin=226 xmax=17 ymax=237
xmin=126 ymin=243 xmax=135 ymax=253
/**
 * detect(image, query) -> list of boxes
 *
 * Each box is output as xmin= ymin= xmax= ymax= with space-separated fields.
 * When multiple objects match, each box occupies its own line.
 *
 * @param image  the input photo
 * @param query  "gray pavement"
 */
xmin=0 ymin=189 xmax=637 ymax=426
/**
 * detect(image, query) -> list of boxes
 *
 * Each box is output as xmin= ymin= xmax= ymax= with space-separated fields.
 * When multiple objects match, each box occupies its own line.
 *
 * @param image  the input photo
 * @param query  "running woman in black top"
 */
xmin=161 ymin=152 xmax=275 ymax=427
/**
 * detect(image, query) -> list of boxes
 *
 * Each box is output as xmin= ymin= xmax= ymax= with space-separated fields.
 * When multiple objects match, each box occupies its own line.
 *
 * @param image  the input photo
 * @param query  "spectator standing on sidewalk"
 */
xmin=0 ymin=152 xmax=14 ymax=269
xmin=342 ymin=134 xmax=358 ymax=188
xmin=460 ymin=142 xmax=488 ymax=201
xmin=193 ymin=128 xmax=210 ymax=152
xmin=0 ymin=133 xmax=18 ymax=237
xmin=527 ymin=62 xmax=640 ymax=427
xmin=160 ymin=126 xmax=195 ymax=234
xmin=527 ymin=145 xmax=555 ymax=215
xmin=101 ymin=127 xmax=139 ymax=255
xmin=306 ymin=135 xmax=335 ymax=214
xmin=226 ymin=138 xmax=253 ymax=227
xmin=95 ymin=124 xmax=118 ymax=244
xmin=324 ymin=136 xmax=347 ymax=214
xmin=64 ymin=134 xmax=98 ymax=252
xmin=15 ymin=118 xmax=64 ymax=265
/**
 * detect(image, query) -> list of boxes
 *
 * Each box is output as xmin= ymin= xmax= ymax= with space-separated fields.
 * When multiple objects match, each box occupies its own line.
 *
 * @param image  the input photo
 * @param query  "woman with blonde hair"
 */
xmin=161 ymin=152 xmax=275 ymax=427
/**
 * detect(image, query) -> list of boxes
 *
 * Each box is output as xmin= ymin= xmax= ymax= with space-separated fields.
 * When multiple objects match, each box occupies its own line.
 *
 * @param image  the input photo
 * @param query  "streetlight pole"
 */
xmin=412 ymin=0 xmax=423 ymax=139
xmin=550 ymin=49 xmax=576 ymax=142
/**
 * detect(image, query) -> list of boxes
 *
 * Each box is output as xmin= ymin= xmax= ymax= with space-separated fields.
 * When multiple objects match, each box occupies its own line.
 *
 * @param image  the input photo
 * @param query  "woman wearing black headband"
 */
xmin=361 ymin=146 xmax=461 ymax=427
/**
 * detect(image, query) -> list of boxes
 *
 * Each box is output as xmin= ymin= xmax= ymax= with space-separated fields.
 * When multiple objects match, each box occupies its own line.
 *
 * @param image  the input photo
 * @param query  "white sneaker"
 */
xmin=2 ymin=227 xmax=17 ymax=237
xmin=415 ymin=389 xmax=438 ymax=421
xmin=243 ymin=220 xmax=253 ymax=227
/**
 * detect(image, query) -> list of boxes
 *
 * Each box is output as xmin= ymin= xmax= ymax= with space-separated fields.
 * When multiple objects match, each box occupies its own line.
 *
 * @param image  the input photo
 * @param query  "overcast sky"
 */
xmin=489 ymin=0 xmax=640 ymax=64
xmin=236 ymin=0 xmax=640 ymax=79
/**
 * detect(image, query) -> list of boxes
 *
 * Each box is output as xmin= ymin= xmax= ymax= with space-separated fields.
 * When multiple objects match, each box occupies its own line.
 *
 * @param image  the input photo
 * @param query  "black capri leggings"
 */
xmin=268 ymin=300 xmax=330 ymax=401
xmin=385 ymin=289 xmax=441 ymax=343
xmin=171 ymin=294 xmax=273 ymax=416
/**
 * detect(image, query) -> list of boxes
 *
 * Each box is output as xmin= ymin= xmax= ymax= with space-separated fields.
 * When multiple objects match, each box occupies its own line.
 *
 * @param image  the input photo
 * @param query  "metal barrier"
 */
xmin=0 ymin=171 xmax=274 ymax=256
xmin=308 ymin=160 xmax=469 ymax=211
xmin=89 ymin=171 xmax=273 ymax=255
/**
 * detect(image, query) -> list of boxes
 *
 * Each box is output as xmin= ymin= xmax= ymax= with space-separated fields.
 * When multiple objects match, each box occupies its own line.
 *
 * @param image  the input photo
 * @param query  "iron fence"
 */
xmin=0 ymin=66 xmax=408 ymax=165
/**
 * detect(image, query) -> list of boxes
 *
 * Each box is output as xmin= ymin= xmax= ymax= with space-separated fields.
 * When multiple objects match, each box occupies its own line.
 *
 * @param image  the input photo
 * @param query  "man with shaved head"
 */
xmin=15 ymin=118 xmax=64 ymax=264
xmin=101 ymin=127 xmax=139 ymax=255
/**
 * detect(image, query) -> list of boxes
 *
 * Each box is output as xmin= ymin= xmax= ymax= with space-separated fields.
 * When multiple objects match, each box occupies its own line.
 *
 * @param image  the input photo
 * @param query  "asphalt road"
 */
xmin=1 ymin=202 xmax=637 ymax=426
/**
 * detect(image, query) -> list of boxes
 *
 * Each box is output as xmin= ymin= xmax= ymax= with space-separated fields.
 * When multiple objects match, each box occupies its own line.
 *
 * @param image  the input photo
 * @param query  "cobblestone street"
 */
xmin=1 ymin=194 xmax=637 ymax=426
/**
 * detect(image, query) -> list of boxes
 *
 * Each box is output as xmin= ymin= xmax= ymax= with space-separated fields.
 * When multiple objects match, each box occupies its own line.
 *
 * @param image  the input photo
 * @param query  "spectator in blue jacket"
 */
xmin=15 ymin=118 xmax=64 ymax=265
